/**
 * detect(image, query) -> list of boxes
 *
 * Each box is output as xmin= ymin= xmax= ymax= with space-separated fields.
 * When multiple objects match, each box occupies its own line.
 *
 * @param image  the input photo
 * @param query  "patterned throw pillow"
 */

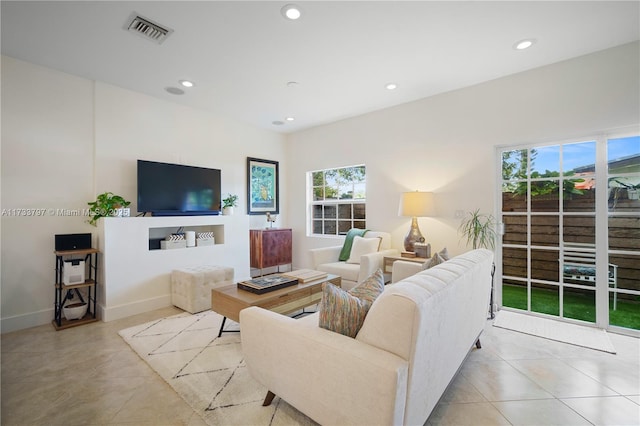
xmin=422 ymin=252 xmax=446 ymax=270
xmin=319 ymin=269 xmax=385 ymax=338
xmin=438 ymin=247 xmax=451 ymax=261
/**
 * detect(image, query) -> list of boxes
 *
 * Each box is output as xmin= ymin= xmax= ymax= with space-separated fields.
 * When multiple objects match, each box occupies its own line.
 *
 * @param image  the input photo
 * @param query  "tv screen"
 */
xmin=137 ymin=160 xmax=221 ymax=216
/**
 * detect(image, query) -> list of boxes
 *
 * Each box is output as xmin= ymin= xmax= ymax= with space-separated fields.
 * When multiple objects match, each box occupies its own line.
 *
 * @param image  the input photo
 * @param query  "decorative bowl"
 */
xmin=63 ymin=302 xmax=88 ymax=320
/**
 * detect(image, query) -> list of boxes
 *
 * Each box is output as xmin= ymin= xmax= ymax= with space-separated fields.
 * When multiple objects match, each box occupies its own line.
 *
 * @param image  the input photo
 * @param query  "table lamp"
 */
xmin=398 ymin=191 xmax=434 ymax=252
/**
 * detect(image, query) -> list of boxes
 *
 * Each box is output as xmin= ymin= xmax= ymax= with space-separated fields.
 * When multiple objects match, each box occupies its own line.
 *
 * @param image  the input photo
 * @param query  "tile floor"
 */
xmin=2 ymin=307 xmax=639 ymax=426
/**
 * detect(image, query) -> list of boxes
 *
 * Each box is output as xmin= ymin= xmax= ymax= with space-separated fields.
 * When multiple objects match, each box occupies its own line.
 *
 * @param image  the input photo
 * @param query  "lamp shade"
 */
xmin=398 ymin=191 xmax=434 ymax=217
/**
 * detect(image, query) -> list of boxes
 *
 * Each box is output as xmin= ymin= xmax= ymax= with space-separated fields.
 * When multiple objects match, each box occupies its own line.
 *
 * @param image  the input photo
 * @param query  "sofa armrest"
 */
xmin=240 ymin=307 xmax=408 ymax=426
xmin=358 ymin=248 xmax=400 ymax=282
xmin=309 ymin=245 xmax=342 ymax=268
xmin=391 ymin=260 xmax=423 ymax=283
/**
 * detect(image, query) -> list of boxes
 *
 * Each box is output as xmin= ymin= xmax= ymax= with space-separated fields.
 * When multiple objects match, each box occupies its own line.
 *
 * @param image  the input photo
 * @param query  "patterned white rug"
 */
xmin=118 ymin=310 xmax=317 ymax=425
xmin=493 ymin=310 xmax=616 ymax=353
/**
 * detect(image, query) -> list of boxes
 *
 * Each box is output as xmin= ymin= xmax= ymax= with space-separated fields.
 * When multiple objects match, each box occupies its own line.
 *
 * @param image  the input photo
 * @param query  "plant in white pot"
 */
xmin=222 ymin=194 xmax=238 ymax=215
xmin=458 ymin=209 xmax=497 ymax=249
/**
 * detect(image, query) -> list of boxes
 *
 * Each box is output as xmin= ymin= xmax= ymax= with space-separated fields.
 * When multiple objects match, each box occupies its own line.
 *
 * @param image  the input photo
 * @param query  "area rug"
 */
xmin=118 ymin=310 xmax=317 ymax=425
xmin=493 ymin=310 xmax=616 ymax=353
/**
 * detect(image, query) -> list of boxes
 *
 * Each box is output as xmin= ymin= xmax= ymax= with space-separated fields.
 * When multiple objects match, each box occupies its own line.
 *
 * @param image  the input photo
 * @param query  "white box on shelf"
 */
xmin=161 ymin=240 xmax=187 ymax=250
xmin=63 ymin=260 xmax=85 ymax=284
xmin=196 ymin=237 xmax=215 ymax=247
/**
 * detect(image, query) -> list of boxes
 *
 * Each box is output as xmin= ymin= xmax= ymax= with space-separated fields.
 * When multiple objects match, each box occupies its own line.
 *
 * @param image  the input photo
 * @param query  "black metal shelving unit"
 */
xmin=53 ymin=248 xmax=99 ymax=330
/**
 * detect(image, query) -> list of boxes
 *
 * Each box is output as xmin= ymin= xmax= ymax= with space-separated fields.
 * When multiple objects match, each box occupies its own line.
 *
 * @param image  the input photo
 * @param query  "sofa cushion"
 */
xmin=346 ymin=236 xmax=382 ymax=264
xmin=319 ymin=270 xmax=385 ymax=338
xmin=316 ymin=262 xmax=360 ymax=283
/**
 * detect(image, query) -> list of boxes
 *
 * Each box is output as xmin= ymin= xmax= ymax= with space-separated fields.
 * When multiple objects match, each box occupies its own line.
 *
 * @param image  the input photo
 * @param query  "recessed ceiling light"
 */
xmin=281 ymin=4 xmax=302 ymax=20
xmin=385 ymin=83 xmax=398 ymax=90
xmin=272 ymin=120 xmax=285 ymax=126
xmin=165 ymin=87 xmax=184 ymax=95
xmin=286 ymin=81 xmax=299 ymax=88
xmin=514 ymin=39 xmax=536 ymax=50
xmin=179 ymin=80 xmax=195 ymax=88
xmin=285 ymin=117 xmax=295 ymax=122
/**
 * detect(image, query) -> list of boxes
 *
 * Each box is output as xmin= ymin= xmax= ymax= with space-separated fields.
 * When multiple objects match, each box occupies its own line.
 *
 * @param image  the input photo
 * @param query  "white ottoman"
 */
xmin=171 ymin=265 xmax=234 ymax=313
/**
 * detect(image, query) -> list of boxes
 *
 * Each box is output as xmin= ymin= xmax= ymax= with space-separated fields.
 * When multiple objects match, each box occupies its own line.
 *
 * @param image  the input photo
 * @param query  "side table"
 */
xmin=383 ymin=255 xmax=429 ymax=274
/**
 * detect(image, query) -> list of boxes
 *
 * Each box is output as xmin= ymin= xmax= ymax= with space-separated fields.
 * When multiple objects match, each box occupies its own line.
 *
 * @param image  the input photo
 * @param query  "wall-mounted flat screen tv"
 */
xmin=137 ymin=160 xmax=221 ymax=216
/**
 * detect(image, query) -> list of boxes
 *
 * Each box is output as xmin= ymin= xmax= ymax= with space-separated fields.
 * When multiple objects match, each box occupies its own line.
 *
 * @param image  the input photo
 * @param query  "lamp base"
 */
xmin=404 ymin=217 xmax=425 ymax=252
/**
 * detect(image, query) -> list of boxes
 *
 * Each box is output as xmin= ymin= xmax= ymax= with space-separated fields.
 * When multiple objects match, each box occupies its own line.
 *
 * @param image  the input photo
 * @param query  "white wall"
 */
xmin=287 ymin=42 xmax=640 ymax=269
xmin=2 ymin=42 xmax=638 ymax=332
xmin=1 ymin=56 xmax=288 ymax=332
xmin=1 ymin=56 xmax=95 ymax=331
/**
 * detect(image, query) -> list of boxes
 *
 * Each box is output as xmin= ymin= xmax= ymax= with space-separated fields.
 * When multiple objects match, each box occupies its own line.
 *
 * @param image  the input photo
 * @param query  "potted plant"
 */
xmin=459 ymin=209 xmax=498 ymax=319
xmin=458 ymin=209 xmax=497 ymax=250
xmin=222 ymin=194 xmax=238 ymax=215
xmin=87 ymin=192 xmax=131 ymax=226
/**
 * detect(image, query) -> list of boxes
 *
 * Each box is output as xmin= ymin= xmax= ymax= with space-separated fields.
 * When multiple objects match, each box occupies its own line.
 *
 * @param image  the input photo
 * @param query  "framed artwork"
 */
xmin=247 ymin=157 xmax=279 ymax=215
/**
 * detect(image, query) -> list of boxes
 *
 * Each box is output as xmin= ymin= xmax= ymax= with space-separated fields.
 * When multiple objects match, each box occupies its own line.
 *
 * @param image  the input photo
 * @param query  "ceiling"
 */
xmin=2 ymin=1 xmax=639 ymax=134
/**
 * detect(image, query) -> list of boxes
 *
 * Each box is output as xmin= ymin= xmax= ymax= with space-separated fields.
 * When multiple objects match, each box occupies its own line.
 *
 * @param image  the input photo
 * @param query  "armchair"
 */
xmin=391 ymin=260 xmax=423 ymax=283
xmin=310 ymin=231 xmax=399 ymax=290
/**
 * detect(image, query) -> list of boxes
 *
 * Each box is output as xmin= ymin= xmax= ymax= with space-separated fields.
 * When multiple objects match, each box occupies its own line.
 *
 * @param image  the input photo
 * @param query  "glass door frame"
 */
xmin=495 ymin=126 xmax=639 ymax=335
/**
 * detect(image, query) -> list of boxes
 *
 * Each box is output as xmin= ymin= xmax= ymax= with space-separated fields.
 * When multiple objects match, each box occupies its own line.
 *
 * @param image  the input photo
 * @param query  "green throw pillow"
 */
xmin=319 ymin=269 xmax=385 ymax=338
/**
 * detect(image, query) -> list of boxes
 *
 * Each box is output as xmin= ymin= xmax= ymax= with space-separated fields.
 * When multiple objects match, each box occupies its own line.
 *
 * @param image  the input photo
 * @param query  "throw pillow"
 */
xmin=338 ymin=228 xmax=368 ymax=261
xmin=349 ymin=269 xmax=385 ymax=304
xmin=346 ymin=236 xmax=382 ymax=264
xmin=438 ymin=247 xmax=451 ymax=261
xmin=422 ymin=252 xmax=446 ymax=270
xmin=319 ymin=270 xmax=385 ymax=338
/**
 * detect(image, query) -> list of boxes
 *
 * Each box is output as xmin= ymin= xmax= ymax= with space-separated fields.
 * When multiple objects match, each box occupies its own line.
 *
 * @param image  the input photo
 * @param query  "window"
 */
xmin=309 ymin=165 xmax=366 ymax=236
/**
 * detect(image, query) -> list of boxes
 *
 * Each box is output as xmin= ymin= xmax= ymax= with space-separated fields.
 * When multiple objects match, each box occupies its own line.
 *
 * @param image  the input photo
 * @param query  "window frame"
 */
xmin=307 ymin=164 xmax=366 ymax=237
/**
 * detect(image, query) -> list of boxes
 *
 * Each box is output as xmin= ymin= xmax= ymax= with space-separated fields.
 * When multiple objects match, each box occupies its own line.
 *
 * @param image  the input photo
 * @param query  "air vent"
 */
xmin=125 ymin=13 xmax=173 ymax=44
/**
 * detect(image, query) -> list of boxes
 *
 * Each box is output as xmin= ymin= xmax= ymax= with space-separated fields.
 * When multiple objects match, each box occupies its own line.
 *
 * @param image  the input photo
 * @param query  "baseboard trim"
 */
xmin=102 ymin=295 xmax=172 ymax=322
xmin=1 ymin=308 xmax=54 ymax=334
xmin=2 ymin=295 xmax=173 ymax=333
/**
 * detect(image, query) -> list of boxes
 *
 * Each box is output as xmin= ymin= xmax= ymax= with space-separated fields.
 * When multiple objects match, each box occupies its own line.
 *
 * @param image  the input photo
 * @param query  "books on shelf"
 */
xmin=237 ymin=275 xmax=299 ymax=294
xmin=282 ymin=269 xmax=328 ymax=283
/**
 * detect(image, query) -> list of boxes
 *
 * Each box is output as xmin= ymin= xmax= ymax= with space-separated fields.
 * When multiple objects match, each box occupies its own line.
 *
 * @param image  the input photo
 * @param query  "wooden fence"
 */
xmin=502 ymin=190 xmax=640 ymax=294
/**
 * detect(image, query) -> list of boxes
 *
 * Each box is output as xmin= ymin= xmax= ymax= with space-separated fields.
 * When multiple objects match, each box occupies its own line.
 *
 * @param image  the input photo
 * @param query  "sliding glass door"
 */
xmin=498 ymin=132 xmax=639 ymax=332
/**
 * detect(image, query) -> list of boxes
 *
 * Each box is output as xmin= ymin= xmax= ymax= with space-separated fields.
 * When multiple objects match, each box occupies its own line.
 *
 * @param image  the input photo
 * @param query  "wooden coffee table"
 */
xmin=211 ymin=273 xmax=340 ymax=336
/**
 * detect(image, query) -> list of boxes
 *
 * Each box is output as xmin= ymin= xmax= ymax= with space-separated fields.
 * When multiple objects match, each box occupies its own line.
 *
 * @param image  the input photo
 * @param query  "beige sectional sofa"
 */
xmin=241 ymin=249 xmax=493 ymax=425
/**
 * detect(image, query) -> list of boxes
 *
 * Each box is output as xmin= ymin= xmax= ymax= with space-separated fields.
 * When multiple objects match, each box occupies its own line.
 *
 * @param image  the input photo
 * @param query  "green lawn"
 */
xmin=502 ymin=284 xmax=640 ymax=330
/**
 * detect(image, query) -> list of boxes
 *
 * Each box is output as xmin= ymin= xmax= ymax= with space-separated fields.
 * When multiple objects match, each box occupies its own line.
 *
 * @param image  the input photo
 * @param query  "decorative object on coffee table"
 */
xmin=238 ymin=274 xmax=298 ymax=294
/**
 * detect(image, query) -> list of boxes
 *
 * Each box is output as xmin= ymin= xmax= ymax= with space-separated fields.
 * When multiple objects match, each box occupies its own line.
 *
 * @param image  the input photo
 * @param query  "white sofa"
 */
xmin=310 ymin=231 xmax=399 ymax=290
xmin=241 ymin=249 xmax=493 ymax=426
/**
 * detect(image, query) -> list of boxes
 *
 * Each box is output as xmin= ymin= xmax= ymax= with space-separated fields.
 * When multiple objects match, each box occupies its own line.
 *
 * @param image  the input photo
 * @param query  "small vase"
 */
xmin=222 ymin=207 xmax=234 ymax=216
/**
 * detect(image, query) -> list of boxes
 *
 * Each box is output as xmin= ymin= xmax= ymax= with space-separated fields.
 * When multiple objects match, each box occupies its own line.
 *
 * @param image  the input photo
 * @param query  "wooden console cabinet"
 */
xmin=250 ymin=228 xmax=292 ymax=274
